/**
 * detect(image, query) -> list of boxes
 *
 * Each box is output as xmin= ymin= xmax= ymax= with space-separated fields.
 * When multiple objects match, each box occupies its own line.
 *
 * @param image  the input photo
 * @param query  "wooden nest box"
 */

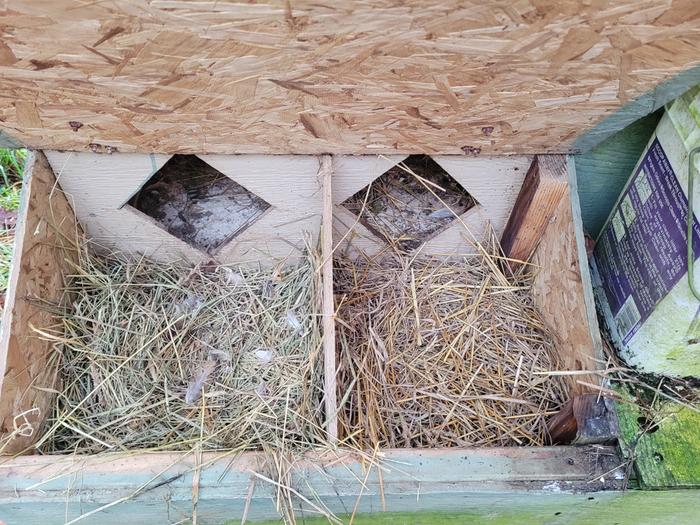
xmin=1 ymin=1 xmax=700 ymax=523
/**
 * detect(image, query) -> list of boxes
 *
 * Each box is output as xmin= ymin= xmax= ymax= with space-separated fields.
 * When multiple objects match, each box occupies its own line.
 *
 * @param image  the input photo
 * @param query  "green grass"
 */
xmin=0 ymin=148 xmax=26 ymax=294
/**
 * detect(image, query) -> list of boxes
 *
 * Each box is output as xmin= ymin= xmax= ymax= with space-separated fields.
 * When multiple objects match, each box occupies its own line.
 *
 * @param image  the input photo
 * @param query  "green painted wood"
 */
xmin=0 ymin=131 xmax=21 ymax=148
xmin=616 ymin=389 xmax=700 ymax=489
xmin=6 ymin=490 xmax=700 ymax=525
xmin=575 ymin=111 xmax=662 ymax=238
xmin=0 ymin=446 xmax=626 ymax=524
xmin=234 ymin=491 xmax=700 ymax=525
xmin=573 ymin=64 xmax=700 ymax=154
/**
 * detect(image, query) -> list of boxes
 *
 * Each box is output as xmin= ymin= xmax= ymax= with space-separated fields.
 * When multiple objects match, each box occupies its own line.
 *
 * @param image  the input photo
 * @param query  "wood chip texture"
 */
xmin=0 ymin=1 xmax=699 ymax=154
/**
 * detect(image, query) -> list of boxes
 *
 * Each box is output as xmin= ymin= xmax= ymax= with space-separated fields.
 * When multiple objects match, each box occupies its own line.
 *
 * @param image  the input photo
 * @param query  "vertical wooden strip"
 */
xmin=319 ymin=155 xmax=338 ymax=443
xmin=501 ymin=155 xmax=568 ymax=263
xmin=530 ymin=157 xmax=604 ymax=395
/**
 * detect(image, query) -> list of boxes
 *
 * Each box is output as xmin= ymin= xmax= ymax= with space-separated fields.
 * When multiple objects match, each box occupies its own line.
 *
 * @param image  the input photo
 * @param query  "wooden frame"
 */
xmin=0 ymin=151 xmax=607 ymax=523
xmin=44 ymin=152 xmax=324 ymax=266
xmin=0 ymin=446 xmax=626 ymax=524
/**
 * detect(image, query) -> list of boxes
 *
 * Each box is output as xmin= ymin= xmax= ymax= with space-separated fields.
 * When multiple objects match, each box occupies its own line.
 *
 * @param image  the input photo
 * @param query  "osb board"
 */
xmin=531 ymin=159 xmax=603 ymax=395
xmin=44 ymin=151 xmax=324 ymax=265
xmin=1 ymin=1 xmax=700 ymax=155
xmin=0 ymin=152 xmax=79 ymax=454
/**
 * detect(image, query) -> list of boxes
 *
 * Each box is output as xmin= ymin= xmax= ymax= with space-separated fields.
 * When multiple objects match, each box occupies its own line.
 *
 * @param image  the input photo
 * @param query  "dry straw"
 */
xmin=334 ymin=234 xmax=569 ymax=449
xmin=35 ymin=239 xmax=326 ymax=455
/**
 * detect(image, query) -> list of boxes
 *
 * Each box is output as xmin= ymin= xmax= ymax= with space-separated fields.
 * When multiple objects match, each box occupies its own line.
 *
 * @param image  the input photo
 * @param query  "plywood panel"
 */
xmin=44 ymin=151 xmax=323 ymax=265
xmin=0 ymin=1 xmax=699 ymax=155
xmin=0 ymin=152 xmax=79 ymax=454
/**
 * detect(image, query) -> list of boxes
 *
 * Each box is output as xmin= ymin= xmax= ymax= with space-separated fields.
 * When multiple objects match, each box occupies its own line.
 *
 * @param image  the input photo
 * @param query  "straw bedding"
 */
xmin=37 ymin=243 xmax=325 ymax=454
xmin=334 ymin=238 xmax=569 ymax=449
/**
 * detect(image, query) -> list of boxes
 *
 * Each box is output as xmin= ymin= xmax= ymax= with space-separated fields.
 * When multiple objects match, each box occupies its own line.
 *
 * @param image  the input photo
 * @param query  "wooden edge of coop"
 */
xmin=0 ymin=445 xmax=627 ymax=523
xmin=506 ymin=155 xmax=604 ymax=396
xmin=0 ymin=151 xmax=81 ymax=454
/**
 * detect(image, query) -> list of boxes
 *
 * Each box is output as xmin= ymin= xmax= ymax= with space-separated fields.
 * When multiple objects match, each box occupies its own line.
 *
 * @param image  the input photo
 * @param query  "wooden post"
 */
xmin=501 ymin=155 xmax=568 ymax=263
xmin=319 ymin=155 xmax=338 ymax=443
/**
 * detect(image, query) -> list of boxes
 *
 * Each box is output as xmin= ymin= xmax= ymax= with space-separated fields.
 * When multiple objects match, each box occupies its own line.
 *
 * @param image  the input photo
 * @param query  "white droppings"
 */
xmin=542 ymin=481 xmax=562 ymax=493
xmin=255 ymin=348 xmax=274 ymax=363
xmin=286 ymin=310 xmax=302 ymax=333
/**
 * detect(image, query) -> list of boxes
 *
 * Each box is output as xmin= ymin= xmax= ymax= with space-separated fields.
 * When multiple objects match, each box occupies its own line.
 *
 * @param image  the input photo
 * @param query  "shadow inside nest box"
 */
xmin=126 ymin=154 xmax=271 ymax=254
xmin=341 ymin=154 xmax=478 ymax=252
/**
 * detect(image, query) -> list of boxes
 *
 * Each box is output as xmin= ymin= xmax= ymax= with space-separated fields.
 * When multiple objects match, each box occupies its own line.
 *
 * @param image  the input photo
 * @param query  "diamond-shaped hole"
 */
xmin=341 ymin=155 xmax=477 ymax=251
xmin=126 ymin=155 xmax=271 ymax=254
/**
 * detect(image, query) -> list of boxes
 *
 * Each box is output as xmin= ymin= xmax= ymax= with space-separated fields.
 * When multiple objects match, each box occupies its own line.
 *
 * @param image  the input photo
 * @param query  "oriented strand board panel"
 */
xmin=531 ymin=159 xmax=603 ymax=395
xmin=0 ymin=152 xmax=79 ymax=454
xmin=1 ymin=1 xmax=700 ymax=155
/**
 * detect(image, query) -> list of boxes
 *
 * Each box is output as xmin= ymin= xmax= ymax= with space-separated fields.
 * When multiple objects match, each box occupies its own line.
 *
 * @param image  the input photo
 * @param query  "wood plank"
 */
xmin=547 ymin=394 xmax=618 ymax=445
xmin=0 ymin=446 xmax=626 ymax=523
xmin=531 ymin=157 xmax=604 ymax=396
xmin=44 ymin=151 xmax=323 ymax=266
xmin=0 ymin=152 xmax=79 ymax=455
xmin=501 ymin=155 xmax=568 ymax=263
xmin=333 ymin=155 xmax=529 ymax=256
xmin=1 ymin=3 xmax=700 ymax=155
xmin=319 ymin=155 xmax=338 ymax=443
xmin=575 ymin=111 xmax=662 ymax=238
xmin=4 ymin=490 xmax=700 ymax=525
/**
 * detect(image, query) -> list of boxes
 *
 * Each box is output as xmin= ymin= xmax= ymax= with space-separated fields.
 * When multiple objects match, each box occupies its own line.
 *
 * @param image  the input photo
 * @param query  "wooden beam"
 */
xmin=0 ymin=446 xmax=626 ymax=524
xmin=319 ymin=155 xmax=338 ymax=443
xmin=1 ymin=2 xmax=700 ymax=155
xmin=501 ymin=155 xmax=568 ymax=263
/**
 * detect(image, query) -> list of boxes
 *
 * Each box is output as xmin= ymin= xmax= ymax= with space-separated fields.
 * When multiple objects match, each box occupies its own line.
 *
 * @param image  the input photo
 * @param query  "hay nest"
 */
xmin=37 ymin=242 xmax=325 ymax=454
xmin=334 ymin=237 xmax=569 ymax=449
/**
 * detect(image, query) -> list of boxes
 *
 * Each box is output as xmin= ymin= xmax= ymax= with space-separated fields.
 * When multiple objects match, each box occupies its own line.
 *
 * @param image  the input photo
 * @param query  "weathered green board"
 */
xmin=244 ymin=491 xmax=700 ymax=525
xmin=617 ymin=391 xmax=700 ymax=489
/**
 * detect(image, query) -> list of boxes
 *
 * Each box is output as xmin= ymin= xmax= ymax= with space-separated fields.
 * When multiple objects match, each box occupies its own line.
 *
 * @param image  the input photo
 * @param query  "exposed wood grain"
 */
xmin=0 ymin=152 xmax=79 ymax=454
xmin=319 ymin=155 xmax=338 ymax=443
xmin=548 ymin=394 xmax=618 ymax=445
xmin=1 ymin=2 xmax=699 ymax=155
xmin=501 ymin=155 xmax=568 ymax=263
xmin=531 ymin=158 xmax=603 ymax=395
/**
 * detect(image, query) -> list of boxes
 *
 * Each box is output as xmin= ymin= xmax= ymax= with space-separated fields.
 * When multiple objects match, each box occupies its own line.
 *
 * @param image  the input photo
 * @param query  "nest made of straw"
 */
xmin=37 ymin=243 xmax=326 ymax=454
xmin=334 ymin=239 xmax=569 ymax=449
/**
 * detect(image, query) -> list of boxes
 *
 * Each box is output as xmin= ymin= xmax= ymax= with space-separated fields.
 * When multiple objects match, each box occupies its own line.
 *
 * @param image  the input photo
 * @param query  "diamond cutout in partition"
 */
xmin=341 ymin=155 xmax=477 ymax=251
xmin=127 ymin=155 xmax=271 ymax=254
